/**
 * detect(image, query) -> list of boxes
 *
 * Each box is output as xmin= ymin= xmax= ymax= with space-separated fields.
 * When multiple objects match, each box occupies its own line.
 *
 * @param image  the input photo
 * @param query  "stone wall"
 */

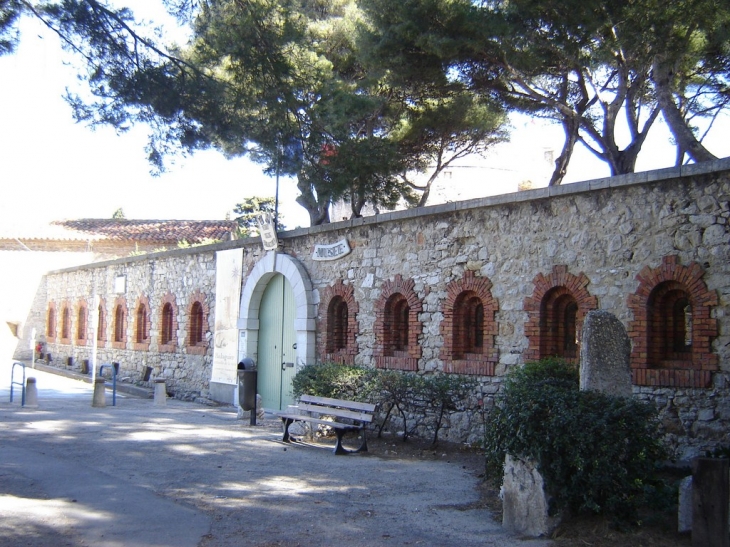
xmin=25 ymin=159 xmax=730 ymax=458
xmin=21 ymin=249 xmax=218 ymax=401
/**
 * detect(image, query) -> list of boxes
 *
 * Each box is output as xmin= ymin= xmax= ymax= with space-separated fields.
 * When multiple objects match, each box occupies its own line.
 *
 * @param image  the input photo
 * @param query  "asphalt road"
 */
xmin=0 ymin=361 xmax=550 ymax=547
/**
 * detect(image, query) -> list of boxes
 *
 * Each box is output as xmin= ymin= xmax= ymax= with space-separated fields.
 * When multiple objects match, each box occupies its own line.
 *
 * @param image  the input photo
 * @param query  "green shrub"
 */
xmin=414 ymin=373 xmax=478 ymax=446
xmin=291 ymin=362 xmax=377 ymax=401
xmin=291 ymin=364 xmax=476 ymax=446
xmin=484 ymin=358 xmax=668 ymax=521
xmin=372 ymin=370 xmax=423 ymax=440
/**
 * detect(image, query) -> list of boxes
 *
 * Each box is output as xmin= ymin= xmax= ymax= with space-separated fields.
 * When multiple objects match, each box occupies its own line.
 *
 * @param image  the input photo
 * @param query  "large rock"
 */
xmin=580 ymin=310 xmax=632 ymax=396
xmin=502 ymin=454 xmax=560 ymax=537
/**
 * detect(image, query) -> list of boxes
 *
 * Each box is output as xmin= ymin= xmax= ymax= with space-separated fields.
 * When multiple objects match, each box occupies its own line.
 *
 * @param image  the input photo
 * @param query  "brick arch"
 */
xmin=628 ymin=255 xmax=718 ymax=388
xmin=133 ymin=295 xmax=151 ymax=350
xmin=373 ymin=274 xmax=423 ymax=371
xmin=96 ymin=297 xmax=107 ymax=346
xmin=75 ymin=299 xmax=89 ymax=346
xmin=440 ymin=270 xmax=499 ymax=375
xmin=187 ymin=289 xmax=210 ymax=355
xmin=59 ymin=301 xmax=72 ymax=343
xmin=523 ymin=265 xmax=597 ymax=363
xmin=318 ymin=280 xmax=359 ymax=364
xmin=158 ymin=292 xmax=179 ymax=352
xmin=46 ymin=301 xmax=57 ymax=342
xmin=112 ymin=296 xmax=128 ymax=350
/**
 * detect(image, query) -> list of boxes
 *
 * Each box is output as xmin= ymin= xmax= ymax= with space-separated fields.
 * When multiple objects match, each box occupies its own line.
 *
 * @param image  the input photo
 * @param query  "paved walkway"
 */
xmin=0 ymin=360 xmax=550 ymax=547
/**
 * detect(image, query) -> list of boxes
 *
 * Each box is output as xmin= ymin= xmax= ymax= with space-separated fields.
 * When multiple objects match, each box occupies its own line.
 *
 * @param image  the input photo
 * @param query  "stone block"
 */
xmin=502 ymin=454 xmax=560 ymax=537
xmin=678 ymin=475 xmax=693 ymax=533
xmin=580 ymin=310 xmax=632 ymax=397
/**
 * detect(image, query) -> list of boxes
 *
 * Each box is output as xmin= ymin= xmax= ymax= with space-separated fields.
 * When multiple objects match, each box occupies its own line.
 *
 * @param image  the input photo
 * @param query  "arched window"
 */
xmin=327 ymin=296 xmax=349 ymax=353
xmin=112 ymin=298 xmax=128 ymax=349
xmin=628 ymin=255 xmax=718 ymax=388
xmin=114 ymin=305 xmax=125 ymax=342
xmin=440 ymin=271 xmax=499 ymax=375
xmin=540 ymin=289 xmax=579 ymax=360
xmin=97 ymin=301 xmax=107 ymax=344
xmin=523 ymin=265 xmax=597 ymax=364
xmin=161 ymin=303 xmax=175 ymax=345
xmin=46 ymin=304 xmax=57 ymax=340
xmin=190 ymin=302 xmax=204 ymax=345
xmin=373 ymin=275 xmax=422 ymax=371
xmin=60 ymin=305 xmax=71 ymax=341
xmin=454 ymin=292 xmax=484 ymax=358
xmin=186 ymin=291 xmax=209 ymax=355
xmin=318 ymin=280 xmax=359 ymax=364
xmin=76 ymin=303 xmax=87 ymax=344
xmin=648 ymin=283 xmax=693 ymax=361
xmin=135 ymin=304 xmax=149 ymax=344
xmin=159 ymin=293 xmax=178 ymax=352
xmin=134 ymin=299 xmax=150 ymax=348
xmin=387 ymin=293 xmax=410 ymax=354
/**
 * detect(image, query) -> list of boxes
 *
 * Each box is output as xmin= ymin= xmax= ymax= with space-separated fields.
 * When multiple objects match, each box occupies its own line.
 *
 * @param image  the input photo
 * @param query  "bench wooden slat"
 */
xmin=300 ymin=394 xmax=375 ymax=413
xmin=276 ymin=394 xmax=376 ymax=455
xmin=296 ymin=402 xmax=374 ymax=423
xmin=276 ymin=414 xmax=362 ymax=430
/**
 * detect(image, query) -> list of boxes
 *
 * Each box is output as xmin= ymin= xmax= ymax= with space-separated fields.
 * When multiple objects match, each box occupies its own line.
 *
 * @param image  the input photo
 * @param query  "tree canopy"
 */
xmin=7 ymin=0 xmax=507 ymax=225
xmin=360 ymin=0 xmax=730 ymax=184
xmin=4 ymin=0 xmax=728 ymax=220
xmin=233 ymin=196 xmax=285 ymax=236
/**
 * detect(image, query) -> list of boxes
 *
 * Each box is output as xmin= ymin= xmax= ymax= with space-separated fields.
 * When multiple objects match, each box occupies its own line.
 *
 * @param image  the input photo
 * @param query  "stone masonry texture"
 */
xmin=21 ymin=159 xmax=730 ymax=460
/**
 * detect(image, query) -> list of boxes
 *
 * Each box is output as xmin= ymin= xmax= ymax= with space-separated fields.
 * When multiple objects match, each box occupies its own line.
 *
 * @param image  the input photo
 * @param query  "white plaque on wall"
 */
xmin=114 ymin=275 xmax=126 ymax=294
xmin=312 ymin=239 xmax=351 ymax=261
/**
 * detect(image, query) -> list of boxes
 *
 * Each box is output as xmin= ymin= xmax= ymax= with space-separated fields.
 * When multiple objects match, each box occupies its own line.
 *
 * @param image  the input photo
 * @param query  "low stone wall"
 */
xmin=635 ymin=377 xmax=730 ymax=461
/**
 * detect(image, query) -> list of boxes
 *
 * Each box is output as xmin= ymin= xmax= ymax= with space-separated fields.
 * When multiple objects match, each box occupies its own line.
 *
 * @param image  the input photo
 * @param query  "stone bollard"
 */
xmin=154 ymin=379 xmax=167 ymax=406
xmin=92 ymin=377 xmax=106 ymax=407
xmin=25 ymin=377 xmax=39 ymax=408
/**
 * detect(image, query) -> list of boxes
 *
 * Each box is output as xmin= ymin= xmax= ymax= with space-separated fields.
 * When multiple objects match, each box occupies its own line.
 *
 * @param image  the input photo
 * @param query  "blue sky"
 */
xmin=0 ymin=11 xmax=309 ymax=229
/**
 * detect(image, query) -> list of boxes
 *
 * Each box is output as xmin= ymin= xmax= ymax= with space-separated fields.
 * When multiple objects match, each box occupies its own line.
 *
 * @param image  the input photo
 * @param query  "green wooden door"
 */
xmin=257 ymin=274 xmax=297 ymax=410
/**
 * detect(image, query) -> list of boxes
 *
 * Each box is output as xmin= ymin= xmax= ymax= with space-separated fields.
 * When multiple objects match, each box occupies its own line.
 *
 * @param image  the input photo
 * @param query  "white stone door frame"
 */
xmin=237 ymin=251 xmax=316 ymax=375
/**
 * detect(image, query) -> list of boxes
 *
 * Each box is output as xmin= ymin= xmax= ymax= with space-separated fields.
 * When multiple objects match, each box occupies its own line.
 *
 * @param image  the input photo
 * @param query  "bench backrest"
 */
xmin=299 ymin=394 xmax=376 ymax=423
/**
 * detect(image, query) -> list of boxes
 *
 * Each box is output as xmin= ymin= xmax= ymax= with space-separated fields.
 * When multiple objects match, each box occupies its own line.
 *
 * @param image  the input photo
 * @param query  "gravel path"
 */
xmin=0 ymin=362 xmax=550 ymax=547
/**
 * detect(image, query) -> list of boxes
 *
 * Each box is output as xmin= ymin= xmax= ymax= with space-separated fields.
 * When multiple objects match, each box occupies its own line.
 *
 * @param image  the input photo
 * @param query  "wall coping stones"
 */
xmin=46 ymin=157 xmax=730 ymax=278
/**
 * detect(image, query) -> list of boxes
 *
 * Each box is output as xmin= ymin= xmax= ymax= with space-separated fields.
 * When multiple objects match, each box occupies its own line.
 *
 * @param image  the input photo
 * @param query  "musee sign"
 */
xmin=312 ymin=239 xmax=351 ymax=261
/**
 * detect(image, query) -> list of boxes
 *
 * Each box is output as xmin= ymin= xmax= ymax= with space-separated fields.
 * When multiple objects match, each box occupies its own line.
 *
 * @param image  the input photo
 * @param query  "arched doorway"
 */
xmin=238 ymin=252 xmax=315 ymax=411
xmin=257 ymin=274 xmax=297 ymax=410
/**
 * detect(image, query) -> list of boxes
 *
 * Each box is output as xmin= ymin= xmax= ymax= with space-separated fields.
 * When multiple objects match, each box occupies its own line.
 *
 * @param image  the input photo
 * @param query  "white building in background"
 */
xmin=330 ymin=117 xmax=559 ymax=222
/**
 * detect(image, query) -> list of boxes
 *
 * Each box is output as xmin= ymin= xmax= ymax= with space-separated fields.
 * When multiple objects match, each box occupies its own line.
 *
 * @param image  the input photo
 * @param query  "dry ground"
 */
xmin=357 ymin=432 xmax=692 ymax=547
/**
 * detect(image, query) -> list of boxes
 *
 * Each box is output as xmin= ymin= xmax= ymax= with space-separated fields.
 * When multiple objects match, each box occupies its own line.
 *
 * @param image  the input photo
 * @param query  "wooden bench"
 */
xmin=276 ymin=394 xmax=376 ymax=455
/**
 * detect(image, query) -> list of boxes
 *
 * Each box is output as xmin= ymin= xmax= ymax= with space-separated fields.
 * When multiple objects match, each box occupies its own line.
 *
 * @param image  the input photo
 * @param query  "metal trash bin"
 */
xmin=237 ymin=358 xmax=257 ymax=411
xmin=237 ymin=358 xmax=258 ymax=425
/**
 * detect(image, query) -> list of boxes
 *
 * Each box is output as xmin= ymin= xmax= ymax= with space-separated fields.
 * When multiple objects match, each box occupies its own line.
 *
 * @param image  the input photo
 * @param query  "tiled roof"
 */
xmin=1 ymin=219 xmax=238 ymax=244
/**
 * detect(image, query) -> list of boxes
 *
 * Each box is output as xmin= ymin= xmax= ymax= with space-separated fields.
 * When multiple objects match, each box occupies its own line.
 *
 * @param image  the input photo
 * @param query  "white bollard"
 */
xmin=92 ymin=377 xmax=106 ymax=407
xmin=25 ymin=377 xmax=39 ymax=408
xmin=154 ymin=379 xmax=167 ymax=406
